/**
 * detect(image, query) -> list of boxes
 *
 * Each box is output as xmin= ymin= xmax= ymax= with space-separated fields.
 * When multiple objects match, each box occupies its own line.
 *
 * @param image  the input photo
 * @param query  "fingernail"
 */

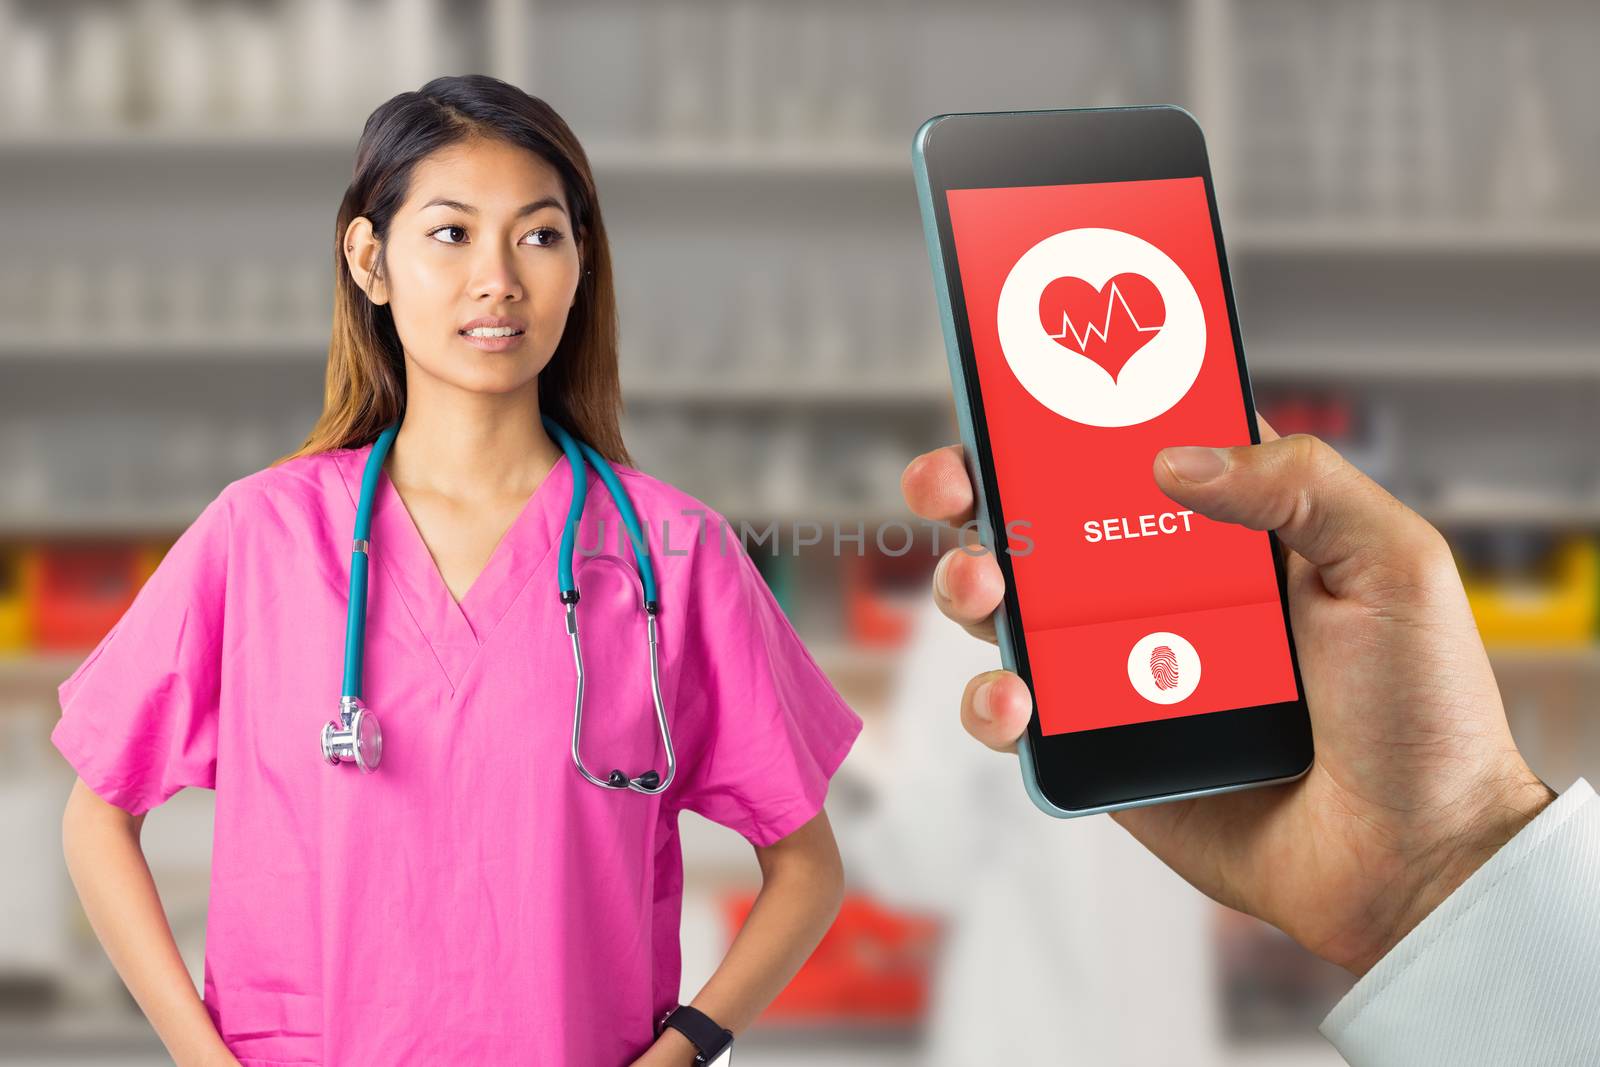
xmin=933 ymin=550 xmax=955 ymax=600
xmin=972 ymin=680 xmax=995 ymax=722
xmin=1163 ymin=446 xmax=1227 ymax=482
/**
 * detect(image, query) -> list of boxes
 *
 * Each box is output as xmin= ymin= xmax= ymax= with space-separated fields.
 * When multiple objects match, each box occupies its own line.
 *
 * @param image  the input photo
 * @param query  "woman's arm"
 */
xmin=634 ymin=809 xmax=846 ymax=1066
xmin=61 ymin=778 xmax=239 ymax=1067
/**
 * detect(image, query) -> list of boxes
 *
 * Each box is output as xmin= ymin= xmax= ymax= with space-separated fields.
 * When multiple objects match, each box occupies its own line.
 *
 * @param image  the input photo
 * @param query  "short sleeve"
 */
xmin=51 ymin=486 xmax=234 ymax=815
xmin=671 ymin=530 xmax=863 ymax=846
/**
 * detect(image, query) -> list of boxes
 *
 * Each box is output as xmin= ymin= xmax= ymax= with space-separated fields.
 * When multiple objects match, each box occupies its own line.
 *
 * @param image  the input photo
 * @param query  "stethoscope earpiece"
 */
xmin=603 ymin=768 xmax=661 ymax=791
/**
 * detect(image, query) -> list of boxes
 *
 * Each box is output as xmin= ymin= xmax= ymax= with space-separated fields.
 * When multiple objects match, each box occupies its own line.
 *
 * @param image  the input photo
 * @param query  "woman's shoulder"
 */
xmin=603 ymin=464 xmax=747 ymax=568
xmin=219 ymin=447 xmax=360 ymax=519
xmin=605 ymin=463 xmax=724 ymax=521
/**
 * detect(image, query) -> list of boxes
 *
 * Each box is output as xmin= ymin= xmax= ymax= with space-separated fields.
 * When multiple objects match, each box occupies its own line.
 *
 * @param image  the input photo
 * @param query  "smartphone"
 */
xmin=912 ymin=106 xmax=1313 ymax=817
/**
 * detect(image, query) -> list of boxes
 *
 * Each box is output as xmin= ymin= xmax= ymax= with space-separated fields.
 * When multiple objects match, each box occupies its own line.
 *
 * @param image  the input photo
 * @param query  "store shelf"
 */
xmin=625 ymin=375 xmax=951 ymax=406
xmin=26 ymin=643 xmax=1591 ymax=711
xmin=0 ymin=652 xmax=80 ymax=695
xmin=0 ymin=505 xmax=926 ymax=541
xmin=1489 ymin=643 xmax=1600 ymax=674
xmin=5 ymin=335 xmax=1595 ymax=393
xmin=0 ymin=333 xmax=329 ymax=361
xmin=0 ymin=1009 xmax=163 ymax=1059
xmin=0 ymin=510 xmax=212 ymax=540
xmin=0 ymin=124 xmax=910 ymax=176
xmin=0 ymin=122 xmax=356 ymax=153
xmin=1249 ymin=345 xmax=1600 ymax=383
xmin=1225 ymin=1040 xmax=1351 ymax=1067
xmin=1420 ymin=496 xmax=1600 ymax=528
xmin=1233 ymin=221 xmax=1600 ymax=257
xmin=13 ymin=122 xmax=1600 ymax=257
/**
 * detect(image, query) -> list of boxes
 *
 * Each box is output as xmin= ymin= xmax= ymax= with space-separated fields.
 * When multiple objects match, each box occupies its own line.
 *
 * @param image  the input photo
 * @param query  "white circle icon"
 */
xmin=996 ymin=227 xmax=1205 ymax=427
xmin=1127 ymin=631 xmax=1202 ymax=705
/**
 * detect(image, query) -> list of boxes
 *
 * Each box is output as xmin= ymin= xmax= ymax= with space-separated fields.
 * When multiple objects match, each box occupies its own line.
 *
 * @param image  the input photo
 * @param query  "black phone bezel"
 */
xmin=920 ymin=106 xmax=1313 ymax=813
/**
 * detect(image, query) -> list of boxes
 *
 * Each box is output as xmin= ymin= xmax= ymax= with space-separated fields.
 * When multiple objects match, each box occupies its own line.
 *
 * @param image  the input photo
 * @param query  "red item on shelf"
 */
xmin=1321 ymin=394 xmax=1355 ymax=439
xmin=720 ymin=891 xmax=939 ymax=1024
xmin=31 ymin=542 xmax=162 ymax=651
xmin=843 ymin=550 xmax=930 ymax=649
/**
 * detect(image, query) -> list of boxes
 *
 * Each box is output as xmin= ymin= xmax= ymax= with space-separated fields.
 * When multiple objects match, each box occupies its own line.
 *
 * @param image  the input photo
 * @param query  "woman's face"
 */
xmin=344 ymin=136 xmax=584 ymax=397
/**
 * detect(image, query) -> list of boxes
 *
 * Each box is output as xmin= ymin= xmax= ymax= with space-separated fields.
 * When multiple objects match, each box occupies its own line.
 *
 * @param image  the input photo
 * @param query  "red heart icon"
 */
xmin=1038 ymin=272 xmax=1166 ymax=383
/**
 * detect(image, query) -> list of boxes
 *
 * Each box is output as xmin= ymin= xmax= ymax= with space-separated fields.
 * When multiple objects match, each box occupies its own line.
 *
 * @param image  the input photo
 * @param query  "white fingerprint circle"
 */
xmin=1127 ymin=630 xmax=1202 ymax=705
xmin=996 ymin=227 xmax=1205 ymax=427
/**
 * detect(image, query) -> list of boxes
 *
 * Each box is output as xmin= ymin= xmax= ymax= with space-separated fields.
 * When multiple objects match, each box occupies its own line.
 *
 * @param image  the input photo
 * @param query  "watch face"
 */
xmin=705 ymin=1047 xmax=731 ymax=1067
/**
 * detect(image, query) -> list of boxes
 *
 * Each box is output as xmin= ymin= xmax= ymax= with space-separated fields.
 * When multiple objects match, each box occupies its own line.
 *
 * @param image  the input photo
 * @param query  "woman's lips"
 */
xmin=458 ymin=329 xmax=526 ymax=352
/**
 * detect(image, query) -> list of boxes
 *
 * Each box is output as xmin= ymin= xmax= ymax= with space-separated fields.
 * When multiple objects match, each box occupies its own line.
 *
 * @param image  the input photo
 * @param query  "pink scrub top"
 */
xmin=51 ymin=441 xmax=863 ymax=1066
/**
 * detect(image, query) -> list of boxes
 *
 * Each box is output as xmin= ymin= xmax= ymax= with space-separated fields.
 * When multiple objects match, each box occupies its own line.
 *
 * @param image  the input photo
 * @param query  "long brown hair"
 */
xmin=275 ymin=74 xmax=630 ymax=468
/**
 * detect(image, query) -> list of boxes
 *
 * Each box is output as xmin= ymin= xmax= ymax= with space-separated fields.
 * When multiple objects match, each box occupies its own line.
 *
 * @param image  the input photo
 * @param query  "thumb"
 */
xmin=1153 ymin=433 xmax=1447 ymax=601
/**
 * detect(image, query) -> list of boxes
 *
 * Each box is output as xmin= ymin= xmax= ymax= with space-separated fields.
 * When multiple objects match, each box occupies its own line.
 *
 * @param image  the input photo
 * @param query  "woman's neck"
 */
xmin=386 ymin=395 xmax=562 ymax=502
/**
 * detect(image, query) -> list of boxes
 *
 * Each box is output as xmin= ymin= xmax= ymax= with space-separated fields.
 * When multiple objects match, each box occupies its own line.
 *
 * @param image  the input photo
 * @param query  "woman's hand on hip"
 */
xmin=899 ymin=415 xmax=1556 ymax=976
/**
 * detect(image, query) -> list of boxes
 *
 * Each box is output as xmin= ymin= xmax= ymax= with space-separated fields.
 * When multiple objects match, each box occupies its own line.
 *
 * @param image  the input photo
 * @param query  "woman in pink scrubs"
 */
xmin=55 ymin=75 xmax=862 ymax=1066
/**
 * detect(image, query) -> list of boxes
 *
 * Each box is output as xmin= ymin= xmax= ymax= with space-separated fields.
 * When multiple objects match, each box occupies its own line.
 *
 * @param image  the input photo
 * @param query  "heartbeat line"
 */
xmin=1045 ymin=280 xmax=1164 ymax=352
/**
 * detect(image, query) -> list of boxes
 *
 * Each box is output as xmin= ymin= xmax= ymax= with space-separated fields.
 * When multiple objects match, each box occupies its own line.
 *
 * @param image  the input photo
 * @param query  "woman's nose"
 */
xmin=471 ymin=246 xmax=524 ymax=302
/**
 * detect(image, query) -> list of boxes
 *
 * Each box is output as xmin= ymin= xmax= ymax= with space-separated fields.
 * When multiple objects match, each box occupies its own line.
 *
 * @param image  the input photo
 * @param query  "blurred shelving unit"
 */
xmin=1 ymin=0 xmax=1597 ymax=1062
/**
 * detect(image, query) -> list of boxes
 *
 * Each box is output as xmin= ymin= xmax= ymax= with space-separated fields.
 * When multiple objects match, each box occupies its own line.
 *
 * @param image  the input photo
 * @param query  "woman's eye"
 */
xmin=425 ymin=225 xmax=562 ymax=247
xmin=522 ymin=227 xmax=564 ymax=247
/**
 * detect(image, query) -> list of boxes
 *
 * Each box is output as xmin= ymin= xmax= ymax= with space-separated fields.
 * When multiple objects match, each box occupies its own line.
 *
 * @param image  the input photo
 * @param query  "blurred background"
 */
xmin=1 ymin=0 xmax=1597 ymax=1063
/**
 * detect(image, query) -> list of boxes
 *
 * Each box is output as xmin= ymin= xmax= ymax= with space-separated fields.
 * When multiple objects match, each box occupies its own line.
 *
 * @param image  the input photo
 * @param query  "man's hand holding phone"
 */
xmin=901 ymin=416 xmax=1557 ymax=976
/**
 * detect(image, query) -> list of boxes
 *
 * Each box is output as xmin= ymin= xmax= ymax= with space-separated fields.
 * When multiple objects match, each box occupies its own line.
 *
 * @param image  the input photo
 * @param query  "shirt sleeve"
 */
xmin=1319 ymin=775 xmax=1600 ymax=1065
xmin=670 ymin=522 xmax=864 ymax=846
xmin=50 ymin=486 xmax=234 ymax=816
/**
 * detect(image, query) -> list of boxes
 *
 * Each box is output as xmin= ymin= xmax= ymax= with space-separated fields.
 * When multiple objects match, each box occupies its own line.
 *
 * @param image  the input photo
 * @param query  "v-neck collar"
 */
xmin=333 ymin=440 xmax=577 ymax=692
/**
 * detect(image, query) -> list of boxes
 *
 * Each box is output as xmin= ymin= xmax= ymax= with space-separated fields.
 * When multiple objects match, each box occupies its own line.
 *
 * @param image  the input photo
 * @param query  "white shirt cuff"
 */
xmin=1319 ymin=775 xmax=1600 ymax=1064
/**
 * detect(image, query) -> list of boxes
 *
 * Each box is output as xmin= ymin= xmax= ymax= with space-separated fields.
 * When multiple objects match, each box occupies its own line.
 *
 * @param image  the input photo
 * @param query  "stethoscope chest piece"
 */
xmin=323 ymin=695 xmax=383 ymax=773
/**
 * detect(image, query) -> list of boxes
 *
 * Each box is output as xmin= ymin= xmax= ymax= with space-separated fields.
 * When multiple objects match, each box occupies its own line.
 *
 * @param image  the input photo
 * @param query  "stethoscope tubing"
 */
xmin=341 ymin=421 xmax=398 ymax=701
xmin=325 ymin=416 xmax=674 ymax=793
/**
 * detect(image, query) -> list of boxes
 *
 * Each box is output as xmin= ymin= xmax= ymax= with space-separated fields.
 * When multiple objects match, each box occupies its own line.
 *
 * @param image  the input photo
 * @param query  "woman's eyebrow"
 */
xmin=419 ymin=196 xmax=568 ymax=218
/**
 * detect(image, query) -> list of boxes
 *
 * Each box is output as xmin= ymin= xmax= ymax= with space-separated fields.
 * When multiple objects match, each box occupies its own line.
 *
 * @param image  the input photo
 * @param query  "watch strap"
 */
xmin=660 ymin=1004 xmax=733 ymax=1063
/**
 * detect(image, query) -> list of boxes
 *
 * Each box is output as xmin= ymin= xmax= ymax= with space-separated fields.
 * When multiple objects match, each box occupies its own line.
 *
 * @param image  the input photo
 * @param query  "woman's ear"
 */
xmin=343 ymin=217 xmax=389 ymax=305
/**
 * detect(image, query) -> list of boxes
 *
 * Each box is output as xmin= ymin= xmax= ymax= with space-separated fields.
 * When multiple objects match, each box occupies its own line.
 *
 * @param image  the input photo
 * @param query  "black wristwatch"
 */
xmin=658 ymin=1005 xmax=734 ymax=1065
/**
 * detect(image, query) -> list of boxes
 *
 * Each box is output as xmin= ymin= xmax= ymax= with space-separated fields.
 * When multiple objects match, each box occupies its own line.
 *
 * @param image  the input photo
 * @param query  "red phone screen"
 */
xmin=945 ymin=176 xmax=1298 ymax=735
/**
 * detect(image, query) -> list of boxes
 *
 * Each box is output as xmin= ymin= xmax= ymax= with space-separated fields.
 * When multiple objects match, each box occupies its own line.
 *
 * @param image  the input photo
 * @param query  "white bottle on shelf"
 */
xmin=291 ymin=0 xmax=348 ymax=125
xmin=657 ymin=1 xmax=712 ymax=147
xmin=220 ymin=0 xmax=287 ymax=127
xmin=805 ymin=255 xmax=850 ymax=383
xmin=68 ymin=2 xmax=129 ymax=127
xmin=770 ymin=7 xmax=826 ymax=145
xmin=388 ymin=0 xmax=439 ymax=97
xmin=1489 ymin=26 xmax=1564 ymax=220
xmin=0 ymin=714 xmax=70 ymax=977
xmin=147 ymin=0 xmax=214 ymax=128
xmin=722 ymin=0 xmax=762 ymax=148
xmin=4 ymin=10 xmax=57 ymax=129
xmin=861 ymin=265 xmax=902 ymax=386
xmin=737 ymin=270 xmax=787 ymax=386
xmin=103 ymin=261 xmax=145 ymax=340
xmin=165 ymin=260 xmax=209 ymax=339
xmin=762 ymin=415 xmax=810 ymax=518
xmin=830 ymin=21 xmax=876 ymax=148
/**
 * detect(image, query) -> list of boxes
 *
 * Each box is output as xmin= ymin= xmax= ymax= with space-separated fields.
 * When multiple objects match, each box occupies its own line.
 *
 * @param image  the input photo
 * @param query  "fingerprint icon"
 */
xmin=1150 ymin=645 xmax=1180 ymax=691
xmin=1129 ymin=632 xmax=1200 ymax=704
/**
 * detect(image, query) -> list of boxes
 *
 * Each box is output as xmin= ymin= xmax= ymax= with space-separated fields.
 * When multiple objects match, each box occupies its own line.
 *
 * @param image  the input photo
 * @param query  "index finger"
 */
xmin=901 ymin=444 xmax=976 ymax=527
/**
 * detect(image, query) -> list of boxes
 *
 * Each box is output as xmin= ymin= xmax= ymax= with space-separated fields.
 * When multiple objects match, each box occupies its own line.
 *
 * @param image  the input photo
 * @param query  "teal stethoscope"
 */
xmin=321 ymin=415 xmax=676 ymax=794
